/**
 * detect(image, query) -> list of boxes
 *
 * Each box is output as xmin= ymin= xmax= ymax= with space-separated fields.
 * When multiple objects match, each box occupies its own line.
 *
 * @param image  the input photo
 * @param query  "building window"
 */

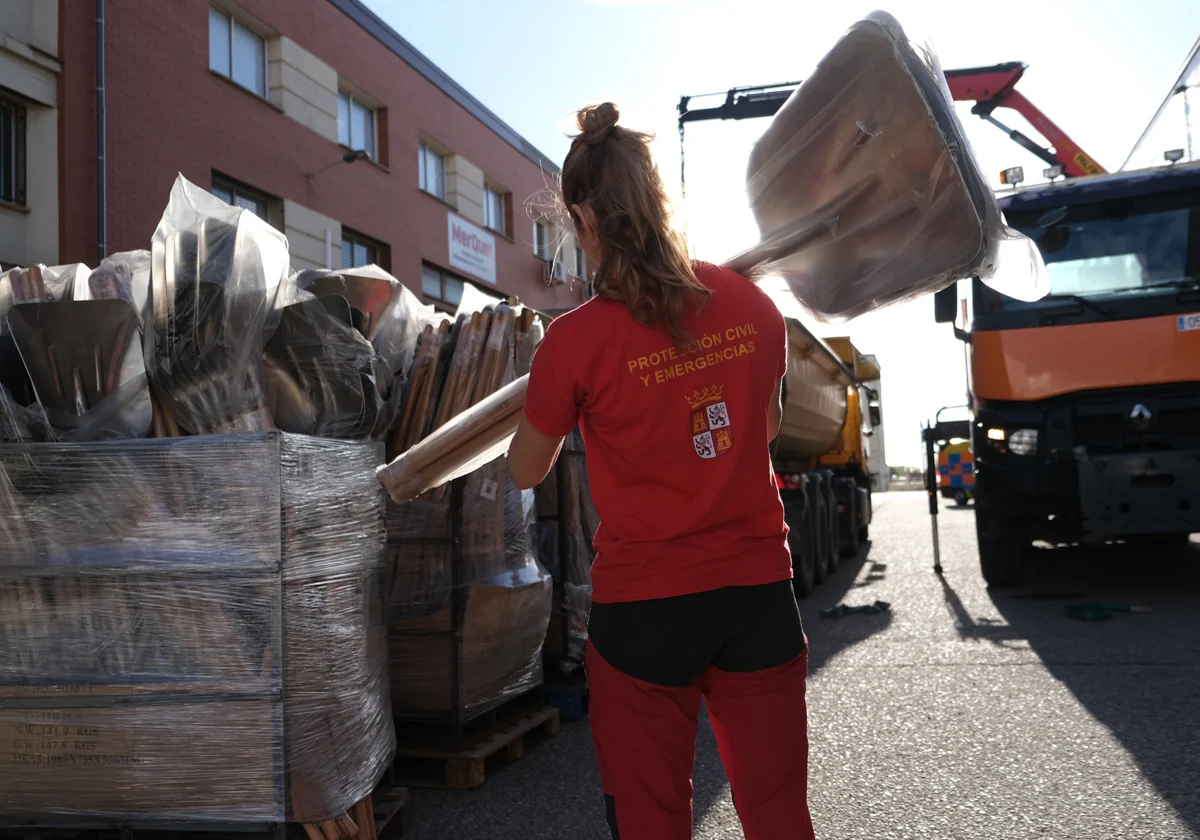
xmin=484 ymin=186 xmax=506 ymax=236
xmin=210 ymin=174 xmax=281 ymax=229
xmin=0 ymin=96 xmax=26 ymax=206
xmin=573 ymin=245 xmax=587 ymax=279
xmin=421 ymin=264 xmax=466 ymax=311
xmin=533 ymin=220 xmax=550 ymax=261
xmin=209 ymin=6 xmax=266 ymax=98
xmin=338 ymin=92 xmax=376 ymax=160
xmin=418 ymin=142 xmax=445 ymax=200
xmin=342 ymin=228 xmax=382 ymax=270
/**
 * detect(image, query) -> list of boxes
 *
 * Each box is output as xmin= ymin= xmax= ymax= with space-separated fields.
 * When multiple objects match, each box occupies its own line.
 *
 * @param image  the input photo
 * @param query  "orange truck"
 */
xmin=934 ymin=161 xmax=1200 ymax=585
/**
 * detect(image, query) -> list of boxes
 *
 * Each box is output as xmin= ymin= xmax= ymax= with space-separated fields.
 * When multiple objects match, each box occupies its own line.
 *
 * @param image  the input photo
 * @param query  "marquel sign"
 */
xmin=447 ymin=213 xmax=496 ymax=285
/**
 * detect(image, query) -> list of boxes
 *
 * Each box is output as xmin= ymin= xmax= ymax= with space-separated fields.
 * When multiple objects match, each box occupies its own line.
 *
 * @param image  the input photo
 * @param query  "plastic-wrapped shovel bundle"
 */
xmin=0 ymin=256 xmax=154 ymax=441
xmin=384 ymin=286 xmax=551 ymax=721
xmin=725 ymin=10 xmax=1048 ymax=321
xmin=148 ymin=177 xmax=291 ymax=435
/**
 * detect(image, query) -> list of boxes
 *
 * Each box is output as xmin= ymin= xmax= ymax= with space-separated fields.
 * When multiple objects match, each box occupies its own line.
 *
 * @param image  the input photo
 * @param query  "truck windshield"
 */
xmin=1007 ymin=193 xmax=1199 ymax=297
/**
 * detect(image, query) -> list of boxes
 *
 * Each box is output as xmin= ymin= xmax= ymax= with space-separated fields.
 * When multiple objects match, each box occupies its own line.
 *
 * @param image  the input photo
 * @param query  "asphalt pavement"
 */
xmin=405 ymin=492 xmax=1200 ymax=839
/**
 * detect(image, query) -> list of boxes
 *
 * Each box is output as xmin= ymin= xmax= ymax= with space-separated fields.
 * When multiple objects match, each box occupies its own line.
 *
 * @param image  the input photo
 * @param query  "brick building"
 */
xmin=1 ymin=0 xmax=586 ymax=313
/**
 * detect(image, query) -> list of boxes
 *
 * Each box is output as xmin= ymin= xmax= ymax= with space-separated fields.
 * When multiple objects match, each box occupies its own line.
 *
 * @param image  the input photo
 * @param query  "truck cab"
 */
xmin=935 ymin=162 xmax=1200 ymax=585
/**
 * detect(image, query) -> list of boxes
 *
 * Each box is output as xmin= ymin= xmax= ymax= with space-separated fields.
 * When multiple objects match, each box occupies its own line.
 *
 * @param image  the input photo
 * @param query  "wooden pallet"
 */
xmin=0 ymin=790 xmax=407 ymax=840
xmin=391 ymin=698 xmax=560 ymax=790
xmin=371 ymin=787 xmax=409 ymax=839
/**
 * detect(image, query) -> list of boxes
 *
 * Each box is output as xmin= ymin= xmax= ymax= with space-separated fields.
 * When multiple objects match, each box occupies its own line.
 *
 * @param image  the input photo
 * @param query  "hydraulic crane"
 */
xmin=677 ymin=62 xmax=1105 ymax=188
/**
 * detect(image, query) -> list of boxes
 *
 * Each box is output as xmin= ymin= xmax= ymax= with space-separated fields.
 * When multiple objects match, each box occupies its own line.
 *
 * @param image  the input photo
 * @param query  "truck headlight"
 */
xmin=1007 ymin=429 xmax=1039 ymax=456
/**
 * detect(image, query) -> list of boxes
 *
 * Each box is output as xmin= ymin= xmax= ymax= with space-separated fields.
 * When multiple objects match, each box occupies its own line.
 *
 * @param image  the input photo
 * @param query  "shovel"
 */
xmin=7 ymin=299 xmax=153 ymax=439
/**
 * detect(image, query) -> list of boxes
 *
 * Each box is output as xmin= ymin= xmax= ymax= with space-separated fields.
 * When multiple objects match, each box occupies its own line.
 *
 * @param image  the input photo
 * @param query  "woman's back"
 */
xmin=523 ymin=261 xmax=790 ymax=604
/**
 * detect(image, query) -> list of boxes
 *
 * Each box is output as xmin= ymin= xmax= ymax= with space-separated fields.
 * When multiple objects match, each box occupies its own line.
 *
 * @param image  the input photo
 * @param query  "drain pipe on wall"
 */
xmin=96 ymin=0 xmax=107 ymax=263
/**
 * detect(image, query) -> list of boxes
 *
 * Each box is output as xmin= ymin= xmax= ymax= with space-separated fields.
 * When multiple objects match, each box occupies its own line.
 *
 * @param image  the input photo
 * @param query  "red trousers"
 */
xmin=588 ymin=643 xmax=814 ymax=840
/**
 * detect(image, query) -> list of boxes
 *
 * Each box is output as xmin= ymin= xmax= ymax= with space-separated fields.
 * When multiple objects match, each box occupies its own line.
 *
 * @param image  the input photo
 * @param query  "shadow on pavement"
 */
xmin=982 ymin=539 xmax=1200 ymax=834
xmin=693 ymin=537 xmax=893 ymax=827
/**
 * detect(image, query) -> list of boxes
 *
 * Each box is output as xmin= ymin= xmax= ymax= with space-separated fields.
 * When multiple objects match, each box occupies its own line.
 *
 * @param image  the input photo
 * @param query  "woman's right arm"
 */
xmin=768 ymin=376 xmax=783 ymax=441
xmin=510 ymin=320 xmax=581 ymax=488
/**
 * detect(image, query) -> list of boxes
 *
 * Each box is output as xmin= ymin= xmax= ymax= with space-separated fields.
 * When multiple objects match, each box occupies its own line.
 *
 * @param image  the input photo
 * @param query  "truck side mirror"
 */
xmin=869 ymin=405 xmax=882 ymax=426
xmin=934 ymin=285 xmax=957 ymax=324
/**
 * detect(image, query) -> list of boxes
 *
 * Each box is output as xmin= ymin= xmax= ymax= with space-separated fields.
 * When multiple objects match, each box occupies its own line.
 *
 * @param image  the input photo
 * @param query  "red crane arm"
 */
xmin=944 ymin=63 xmax=1105 ymax=177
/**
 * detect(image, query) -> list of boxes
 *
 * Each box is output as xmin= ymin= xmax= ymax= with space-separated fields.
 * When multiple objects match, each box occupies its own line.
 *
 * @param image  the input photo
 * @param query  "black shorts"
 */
xmin=587 ymin=579 xmax=807 ymax=687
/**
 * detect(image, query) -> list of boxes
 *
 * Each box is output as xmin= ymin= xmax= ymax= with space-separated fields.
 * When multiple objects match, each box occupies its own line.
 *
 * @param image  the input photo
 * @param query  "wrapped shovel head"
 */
xmin=727 ymin=10 xmax=1046 ymax=321
xmin=7 ymin=299 xmax=153 ymax=440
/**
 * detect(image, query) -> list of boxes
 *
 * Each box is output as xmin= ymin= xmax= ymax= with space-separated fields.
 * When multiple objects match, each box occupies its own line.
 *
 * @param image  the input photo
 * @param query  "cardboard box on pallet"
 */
xmin=0 ymin=432 xmax=394 ymax=824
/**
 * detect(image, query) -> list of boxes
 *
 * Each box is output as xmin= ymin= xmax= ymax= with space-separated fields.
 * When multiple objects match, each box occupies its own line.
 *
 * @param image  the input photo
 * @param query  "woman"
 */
xmin=509 ymin=103 xmax=813 ymax=840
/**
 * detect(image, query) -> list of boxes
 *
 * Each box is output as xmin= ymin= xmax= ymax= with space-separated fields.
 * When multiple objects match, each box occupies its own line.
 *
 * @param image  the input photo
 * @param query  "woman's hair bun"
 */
xmin=577 ymin=103 xmax=620 ymax=146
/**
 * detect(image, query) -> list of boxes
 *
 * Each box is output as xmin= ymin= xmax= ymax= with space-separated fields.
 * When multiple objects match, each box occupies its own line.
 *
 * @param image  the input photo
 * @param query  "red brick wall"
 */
xmin=59 ymin=0 xmax=580 ymax=312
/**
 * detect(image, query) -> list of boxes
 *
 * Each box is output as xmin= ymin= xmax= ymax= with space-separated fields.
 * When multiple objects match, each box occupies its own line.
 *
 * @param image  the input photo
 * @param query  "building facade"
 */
xmin=1 ymin=0 xmax=586 ymax=313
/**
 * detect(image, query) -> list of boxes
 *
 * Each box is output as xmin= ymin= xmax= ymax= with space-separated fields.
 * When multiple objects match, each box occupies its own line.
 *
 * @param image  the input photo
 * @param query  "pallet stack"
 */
xmin=0 ymin=433 xmax=392 ymax=826
xmin=0 ymin=176 xmax=403 ymax=832
xmin=385 ymin=298 xmax=553 ymax=726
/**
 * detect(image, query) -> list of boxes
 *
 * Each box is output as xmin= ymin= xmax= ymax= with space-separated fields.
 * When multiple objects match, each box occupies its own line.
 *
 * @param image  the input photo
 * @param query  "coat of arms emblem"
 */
xmin=687 ymin=385 xmax=733 ymax=460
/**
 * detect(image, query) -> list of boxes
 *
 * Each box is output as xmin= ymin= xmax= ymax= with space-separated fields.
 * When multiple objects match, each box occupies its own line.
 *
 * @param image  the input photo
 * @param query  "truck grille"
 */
xmin=1073 ymin=387 xmax=1200 ymax=453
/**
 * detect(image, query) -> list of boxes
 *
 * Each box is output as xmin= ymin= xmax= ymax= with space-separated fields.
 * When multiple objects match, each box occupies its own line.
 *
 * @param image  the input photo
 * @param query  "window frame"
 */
xmin=421 ymin=263 xmax=472 ymax=312
xmin=418 ymin=142 xmax=446 ymax=200
xmin=573 ymin=245 xmax=587 ymax=279
xmin=338 ymin=90 xmax=377 ymax=161
xmin=0 ymin=94 xmax=27 ymax=207
xmin=483 ymin=186 xmax=507 ymax=236
xmin=341 ymin=227 xmax=386 ymax=271
xmin=533 ymin=220 xmax=550 ymax=261
xmin=210 ymin=173 xmax=282 ymax=228
xmin=209 ymin=6 xmax=267 ymax=99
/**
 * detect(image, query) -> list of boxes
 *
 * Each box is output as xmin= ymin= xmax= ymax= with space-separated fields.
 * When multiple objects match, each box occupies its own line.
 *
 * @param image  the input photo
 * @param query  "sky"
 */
xmin=364 ymin=0 xmax=1200 ymax=465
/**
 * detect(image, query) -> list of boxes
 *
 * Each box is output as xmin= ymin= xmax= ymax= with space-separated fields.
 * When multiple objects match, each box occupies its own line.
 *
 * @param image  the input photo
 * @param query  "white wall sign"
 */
xmin=447 ymin=213 xmax=497 ymax=285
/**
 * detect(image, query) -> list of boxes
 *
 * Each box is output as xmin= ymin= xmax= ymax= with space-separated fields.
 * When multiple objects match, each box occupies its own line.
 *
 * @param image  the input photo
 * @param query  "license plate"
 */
xmin=1178 ymin=313 xmax=1200 ymax=331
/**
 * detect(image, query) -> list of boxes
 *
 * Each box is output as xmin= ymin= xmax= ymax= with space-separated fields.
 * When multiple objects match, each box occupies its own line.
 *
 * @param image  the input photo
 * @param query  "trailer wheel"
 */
xmin=787 ymin=489 xmax=815 ymax=597
xmin=975 ymin=508 xmax=1029 ymax=588
xmin=812 ymin=482 xmax=831 ymax=585
xmin=836 ymin=478 xmax=859 ymax=558
xmin=819 ymin=472 xmax=838 ymax=573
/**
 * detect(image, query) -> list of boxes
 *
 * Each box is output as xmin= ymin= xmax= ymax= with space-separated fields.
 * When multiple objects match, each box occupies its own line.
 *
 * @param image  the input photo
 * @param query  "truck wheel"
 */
xmin=953 ymin=489 xmax=968 ymax=507
xmin=787 ymin=492 xmax=815 ymax=597
xmin=975 ymin=509 xmax=1029 ymax=587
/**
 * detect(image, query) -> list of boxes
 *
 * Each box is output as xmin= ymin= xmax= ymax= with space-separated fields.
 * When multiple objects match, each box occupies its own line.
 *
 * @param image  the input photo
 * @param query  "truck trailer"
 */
xmin=771 ymin=315 xmax=878 ymax=596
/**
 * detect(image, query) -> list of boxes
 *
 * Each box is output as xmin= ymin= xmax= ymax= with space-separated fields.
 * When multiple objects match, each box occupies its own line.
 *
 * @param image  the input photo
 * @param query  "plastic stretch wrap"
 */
xmin=264 ymin=295 xmax=390 ymax=440
xmin=294 ymin=266 xmax=432 ymax=439
xmin=0 ymin=432 xmax=392 ymax=824
xmin=76 ymin=251 xmax=152 ymax=317
xmin=386 ymin=298 xmax=551 ymax=722
xmin=148 ymin=175 xmax=290 ymax=436
xmin=725 ymin=11 xmax=1047 ymax=321
xmin=539 ymin=429 xmax=598 ymax=672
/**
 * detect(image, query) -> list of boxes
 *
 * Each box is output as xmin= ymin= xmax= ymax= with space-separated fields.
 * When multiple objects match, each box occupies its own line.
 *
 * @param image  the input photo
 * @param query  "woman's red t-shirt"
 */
xmin=523 ymin=261 xmax=792 ymax=604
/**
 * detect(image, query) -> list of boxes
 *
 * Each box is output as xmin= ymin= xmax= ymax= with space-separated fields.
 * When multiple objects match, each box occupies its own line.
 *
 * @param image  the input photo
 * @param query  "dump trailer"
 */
xmin=772 ymin=319 xmax=878 ymax=596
